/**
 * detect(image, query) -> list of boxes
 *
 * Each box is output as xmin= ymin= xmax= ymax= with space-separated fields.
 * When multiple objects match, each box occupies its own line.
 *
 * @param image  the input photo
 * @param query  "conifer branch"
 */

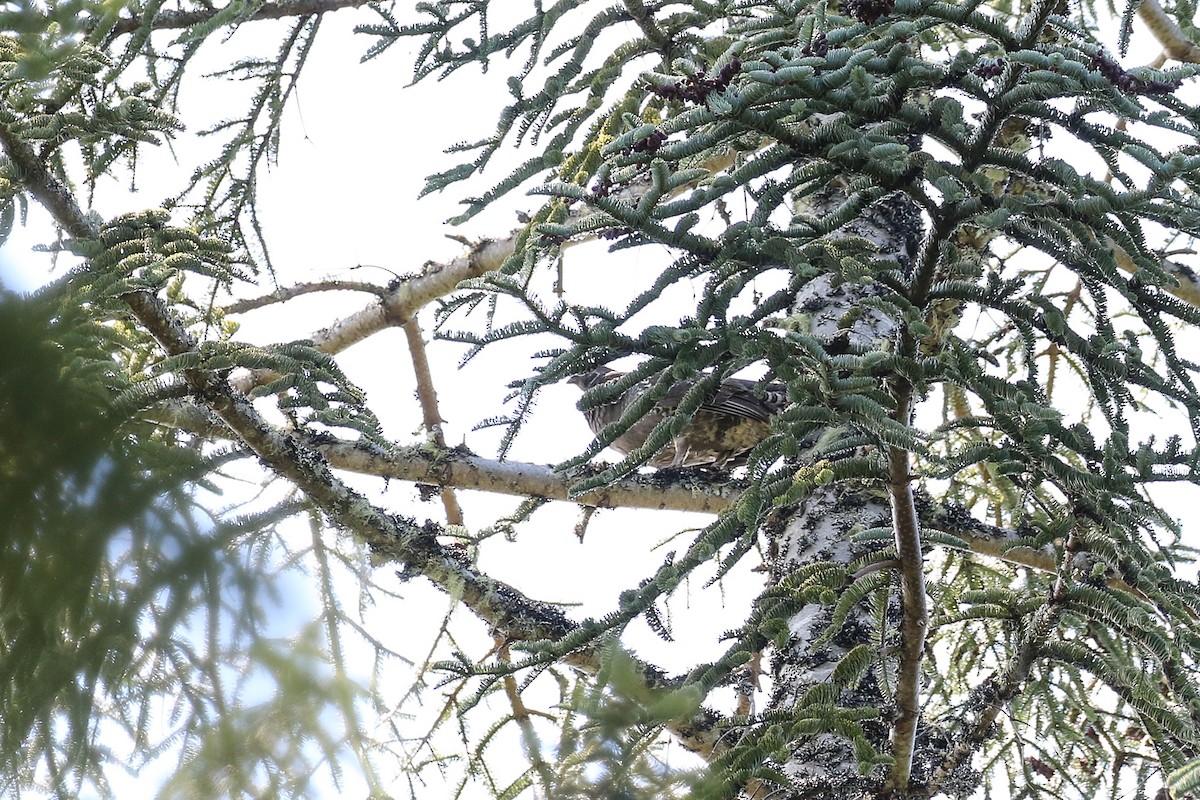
xmin=0 ymin=157 xmax=727 ymax=769
xmin=0 ymin=117 xmax=728 ymax=760
xmin=108 ymin=0 xmax=374 ymax=36
xmin=119 ymin=289 xmax=728 ymax=757
xmin=122 ymin=307 xmax=571 ymax=659
xmin=921 ymin=533 xmax=1077 ymax=797
xmin=0 ymin=118 xmax=97 ymax=240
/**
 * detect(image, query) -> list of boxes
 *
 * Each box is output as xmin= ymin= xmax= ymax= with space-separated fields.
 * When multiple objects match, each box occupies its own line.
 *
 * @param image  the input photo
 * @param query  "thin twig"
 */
xmin=400 ymin=316 xmax=465 ymax=525
xmin=303 ymin=236 xmax=514 ymax=358
xmin=107 ymin=0 xmax=373 ymax=36
xmin=499 ymin=641 xmax=557 ymax=795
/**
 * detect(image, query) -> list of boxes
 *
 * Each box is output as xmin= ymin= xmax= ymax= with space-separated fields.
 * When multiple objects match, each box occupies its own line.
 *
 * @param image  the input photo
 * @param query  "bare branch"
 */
xmin=305 ymin=236 xmax=515 ymax=356
xmin=884 ymin=442 xmax=929 ymax=796
xmin=137 ymin=399 xmax=1131 ymax=579
xmin=223 ymin=279 xmax=387 ymax=314
xmin=1137 ymin=0 xmax=1200 ymax=63
xmin=108 ymin=0 xmax=374 ymax=36
xmin=320 ymin=441 xmax=744 ymax=515
xmin=135 ymin=398 xmax=747 ymax=513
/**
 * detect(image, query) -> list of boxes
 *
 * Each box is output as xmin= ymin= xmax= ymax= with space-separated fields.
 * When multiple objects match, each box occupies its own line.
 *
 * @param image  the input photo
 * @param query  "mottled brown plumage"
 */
xmin=568 ymin=367 xmax=788 ymax=468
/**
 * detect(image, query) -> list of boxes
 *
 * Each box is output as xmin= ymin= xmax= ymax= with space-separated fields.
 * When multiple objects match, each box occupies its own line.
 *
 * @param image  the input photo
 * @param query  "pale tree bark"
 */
xmin=759 ymin=485 xmax=978 ymax=798
xmin=765 ymin=485 xmax=897 ymax=795
xmin=731 ymin=180 xmax=953 ymax=797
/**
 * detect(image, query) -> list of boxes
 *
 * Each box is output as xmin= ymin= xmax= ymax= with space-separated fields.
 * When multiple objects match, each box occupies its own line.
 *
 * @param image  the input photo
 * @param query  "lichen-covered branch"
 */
xmin=0 ymin=119 xmax=97 ymax=240
xmin=107 ymin=0 xmax=373 ymax=35
xmin=321 ymin=441 xmax=743 ymax=515
xmin=0 ymin=117 xmax=733 ymax=760
xmin=143 ymin=396 xmax=1131 ymax=583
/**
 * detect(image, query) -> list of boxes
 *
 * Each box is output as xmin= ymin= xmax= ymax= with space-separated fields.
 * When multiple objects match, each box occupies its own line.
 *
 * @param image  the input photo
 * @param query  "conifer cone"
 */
xmin=568 ymin=367 xmax=787 ymax=468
